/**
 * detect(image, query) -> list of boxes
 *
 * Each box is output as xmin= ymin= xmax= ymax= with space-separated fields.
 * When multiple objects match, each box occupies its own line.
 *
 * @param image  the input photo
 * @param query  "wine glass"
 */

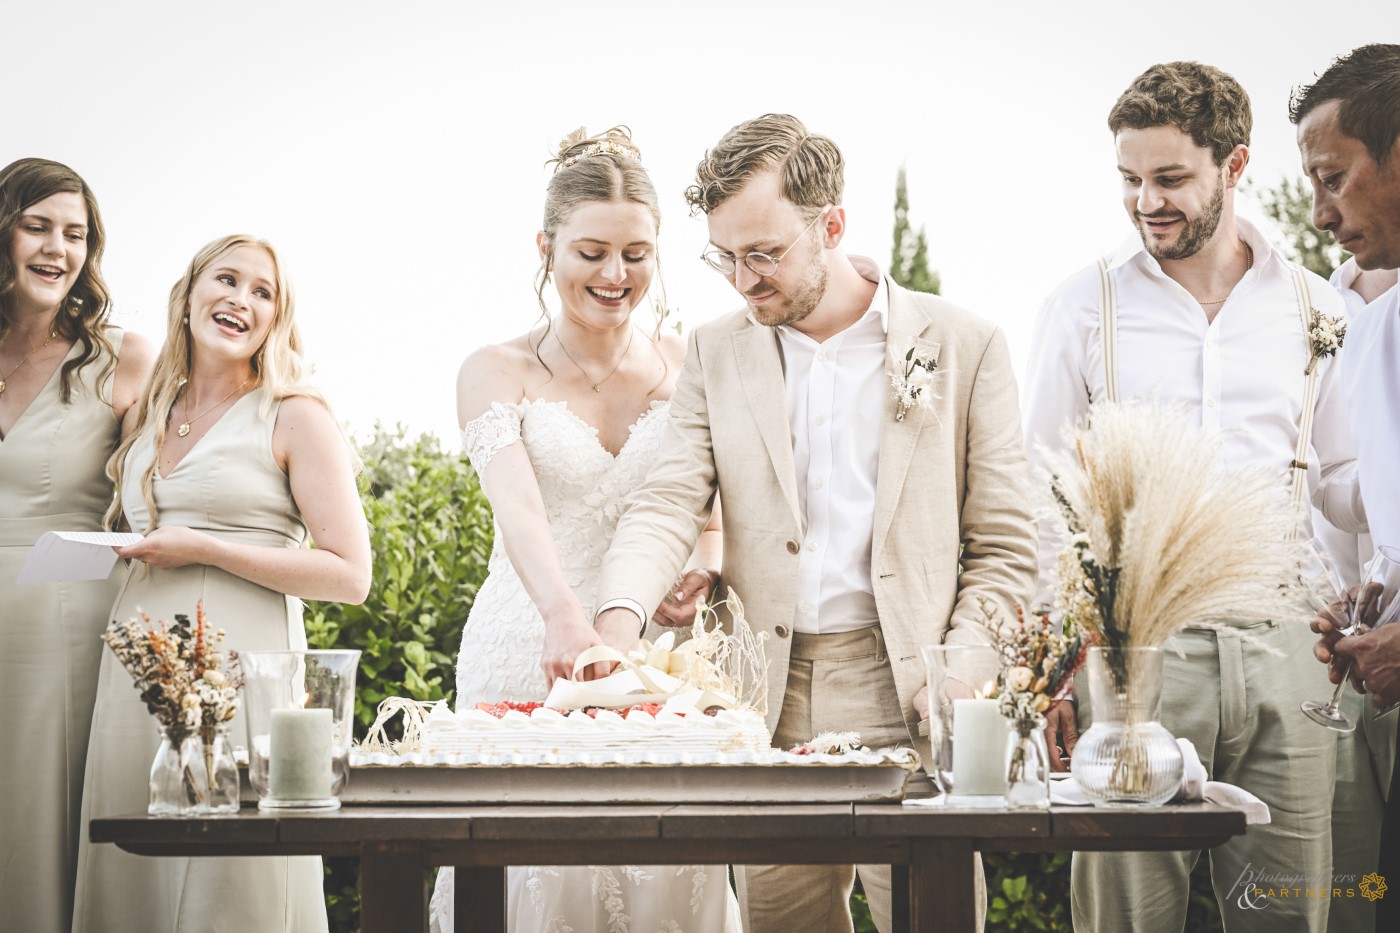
xmin=1301 ymin=545 xmax=1400 ymax=732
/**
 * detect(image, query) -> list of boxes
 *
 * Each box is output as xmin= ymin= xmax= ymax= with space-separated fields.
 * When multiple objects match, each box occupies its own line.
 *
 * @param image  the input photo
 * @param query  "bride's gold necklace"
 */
xmin=0 ymin=328 xmax=58 ymax=395
xmin=174 ymin=380 xmax=248 ymax=437
xmin=555 ymin=327 xmax=634 ymax=393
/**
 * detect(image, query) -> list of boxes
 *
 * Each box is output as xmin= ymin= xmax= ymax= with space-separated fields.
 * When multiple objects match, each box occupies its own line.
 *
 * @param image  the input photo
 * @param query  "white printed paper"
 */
xmin=16 ymin=531 xmax=142 ymax=584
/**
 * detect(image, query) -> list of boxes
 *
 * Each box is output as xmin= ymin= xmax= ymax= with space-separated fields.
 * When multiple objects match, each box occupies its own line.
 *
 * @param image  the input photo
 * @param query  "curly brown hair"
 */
xmin=0 ymin=158 xmax=116 ymax=402
xmin=1108 ymin=62 xmax=1251 ymax=166
xmin=1289 ymin=44 xmax=1400 ymax=165
xmin=684 ymin=114 xmax=843 ymax=218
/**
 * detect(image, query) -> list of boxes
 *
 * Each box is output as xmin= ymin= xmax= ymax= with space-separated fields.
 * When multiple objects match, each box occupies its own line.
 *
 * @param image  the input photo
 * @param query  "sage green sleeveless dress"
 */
xmin=72 ymin=387 xmax=329 ymax=933
xmin=0 ymin=333 xmax=122 ymax=933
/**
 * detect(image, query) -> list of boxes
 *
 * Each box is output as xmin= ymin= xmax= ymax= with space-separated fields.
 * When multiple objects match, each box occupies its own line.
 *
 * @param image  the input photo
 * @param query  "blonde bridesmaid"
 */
xmin=72 ymin=234 xmax=370 ymax=933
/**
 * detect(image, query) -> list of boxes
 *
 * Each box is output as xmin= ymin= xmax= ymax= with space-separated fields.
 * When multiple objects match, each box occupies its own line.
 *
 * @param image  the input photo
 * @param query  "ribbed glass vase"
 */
xmin=1071 ymin=646 xmax=1183 ymax=808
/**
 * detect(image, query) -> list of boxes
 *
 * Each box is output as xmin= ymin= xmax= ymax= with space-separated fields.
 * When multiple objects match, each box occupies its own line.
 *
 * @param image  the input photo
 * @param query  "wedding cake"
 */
xmin=420 ymin=694 xmax=770 ymax=759
xmin=364 ymin=598 xmax=776 ymax=763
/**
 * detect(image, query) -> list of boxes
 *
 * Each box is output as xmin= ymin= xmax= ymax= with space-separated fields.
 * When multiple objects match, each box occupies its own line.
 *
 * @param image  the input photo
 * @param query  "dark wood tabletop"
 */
xmin=91 ymin=802 xmax=1246 ymax=933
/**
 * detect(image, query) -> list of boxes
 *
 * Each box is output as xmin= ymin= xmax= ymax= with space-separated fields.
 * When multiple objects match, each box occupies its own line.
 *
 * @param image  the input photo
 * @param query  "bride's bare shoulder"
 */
xmin=456 ymin=335 xmax=542 ymax=423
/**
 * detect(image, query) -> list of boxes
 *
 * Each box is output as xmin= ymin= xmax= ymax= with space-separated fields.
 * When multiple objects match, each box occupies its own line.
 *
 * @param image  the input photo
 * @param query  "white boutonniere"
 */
xmin=890 ymin=342 xmax=939 ymax=422
xmin=1305 ymin=308 xmax=1346 ymax=375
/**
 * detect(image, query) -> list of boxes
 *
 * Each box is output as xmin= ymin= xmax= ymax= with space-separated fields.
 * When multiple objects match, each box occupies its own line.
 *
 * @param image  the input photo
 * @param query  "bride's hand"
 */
xmin=540 ymin=612 xmax=605 ymax=687
xmin=651 ymin=569 xmax=720 ymax=627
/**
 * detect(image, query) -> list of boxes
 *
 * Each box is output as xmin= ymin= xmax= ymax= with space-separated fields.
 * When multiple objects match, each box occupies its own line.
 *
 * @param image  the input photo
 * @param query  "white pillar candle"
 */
xmin=269 ymin=708 xmax=333 ymax=800
xmin=952 ymin=698 xmax=1005 ymax=796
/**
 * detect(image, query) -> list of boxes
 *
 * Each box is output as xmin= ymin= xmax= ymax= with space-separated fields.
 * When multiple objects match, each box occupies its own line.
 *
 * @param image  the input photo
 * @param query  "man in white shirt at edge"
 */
xmin=1294 ymin=43 xmax=1400 ymax=933
xmin=590 ymin=114 xmax=1039 ymax=933
xmin=1322 ymin=255 xmax=1395 ymax=933
xmin=1022 ymin=61 xmax=1365 ymax=933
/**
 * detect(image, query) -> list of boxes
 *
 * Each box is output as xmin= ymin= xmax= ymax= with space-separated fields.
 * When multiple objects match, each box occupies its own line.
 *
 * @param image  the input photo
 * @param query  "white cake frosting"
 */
xmin=422 ymin=701 xmax=770 ymax=760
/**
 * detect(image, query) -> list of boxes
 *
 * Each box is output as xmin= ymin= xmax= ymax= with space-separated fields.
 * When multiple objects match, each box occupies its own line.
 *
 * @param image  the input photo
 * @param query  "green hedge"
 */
xmin=305 ymin=427 xmax=1223 ymax=932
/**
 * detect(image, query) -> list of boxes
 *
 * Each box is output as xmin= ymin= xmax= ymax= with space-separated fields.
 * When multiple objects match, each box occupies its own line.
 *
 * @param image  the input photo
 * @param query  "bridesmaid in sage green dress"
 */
xmin=0 ymin=158 xmax=153 ymax=933
xmin=72 ymin=234 xmax=370 ymax=933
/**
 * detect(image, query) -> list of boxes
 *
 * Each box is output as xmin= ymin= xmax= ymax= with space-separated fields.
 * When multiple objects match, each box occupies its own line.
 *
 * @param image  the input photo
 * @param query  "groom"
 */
xmin=594 ymin=113 xmax=1037 ymax=933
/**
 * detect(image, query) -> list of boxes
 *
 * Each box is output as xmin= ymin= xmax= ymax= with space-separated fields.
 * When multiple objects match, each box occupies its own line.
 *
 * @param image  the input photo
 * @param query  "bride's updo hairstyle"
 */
xmin=533 ymin=126 xmax=661 ymax=325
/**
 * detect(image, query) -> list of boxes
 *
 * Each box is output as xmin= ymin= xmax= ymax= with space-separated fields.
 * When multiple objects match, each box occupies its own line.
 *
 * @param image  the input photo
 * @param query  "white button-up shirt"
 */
xmin=1331 ymin=258 xmax=1399 ymax=317
xmin=1340 ymin=276 xmax=1400 ymax=553
xmin=777 ymin=256 xmax=888 ymax=634
xmin=1022 ymin=218 xmax=1365 ymax=599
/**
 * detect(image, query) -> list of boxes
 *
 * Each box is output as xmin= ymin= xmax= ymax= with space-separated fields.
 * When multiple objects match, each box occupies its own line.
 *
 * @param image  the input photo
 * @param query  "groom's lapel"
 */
xmin=873 ymin=284 xmax=939 ymax=556
xmin=732 ymin=322 xmax=803 ymax=531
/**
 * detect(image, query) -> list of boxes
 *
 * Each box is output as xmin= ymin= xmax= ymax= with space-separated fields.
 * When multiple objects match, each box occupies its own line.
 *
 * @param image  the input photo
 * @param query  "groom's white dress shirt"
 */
xmin=1023 ymin=218 xmax=1365 ymax=594
xmin=777 ymin=257 xmax=887 ymax=635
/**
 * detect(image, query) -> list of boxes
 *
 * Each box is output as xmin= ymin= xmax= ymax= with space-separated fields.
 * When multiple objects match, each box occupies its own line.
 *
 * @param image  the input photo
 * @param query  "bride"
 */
xmin=429 ymin=127 xmax=735 ymax=933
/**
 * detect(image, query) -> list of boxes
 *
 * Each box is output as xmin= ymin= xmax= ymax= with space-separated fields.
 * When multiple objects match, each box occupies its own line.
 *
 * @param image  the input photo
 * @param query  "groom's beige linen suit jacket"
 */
xmin=598 ymin=278 xmax=1038 ymax=750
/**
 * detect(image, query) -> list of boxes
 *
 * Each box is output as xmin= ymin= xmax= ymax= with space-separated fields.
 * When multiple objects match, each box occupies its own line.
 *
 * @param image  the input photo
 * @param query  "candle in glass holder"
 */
xmin=952 ymin=698 xmax=1005 ymax=796
xmin=268 ymin=708 xmax=333 ymax=800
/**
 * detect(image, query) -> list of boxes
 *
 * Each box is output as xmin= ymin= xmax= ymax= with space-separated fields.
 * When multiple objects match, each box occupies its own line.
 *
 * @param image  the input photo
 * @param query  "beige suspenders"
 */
xmin=1095 ymin=257 xmax=1317 ymax=524
xmin=1096 ymin=257 xmax=1121 ymax=403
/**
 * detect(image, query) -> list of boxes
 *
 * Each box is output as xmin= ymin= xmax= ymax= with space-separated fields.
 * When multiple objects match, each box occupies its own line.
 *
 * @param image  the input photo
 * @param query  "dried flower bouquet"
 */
xmin=103 ymin=603 xmax=244 ymax=804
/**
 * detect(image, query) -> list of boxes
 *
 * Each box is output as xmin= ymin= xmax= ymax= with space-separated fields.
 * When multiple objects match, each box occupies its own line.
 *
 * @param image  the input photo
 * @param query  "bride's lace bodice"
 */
xmin=457 ymin=397 xmax=670 ymax=706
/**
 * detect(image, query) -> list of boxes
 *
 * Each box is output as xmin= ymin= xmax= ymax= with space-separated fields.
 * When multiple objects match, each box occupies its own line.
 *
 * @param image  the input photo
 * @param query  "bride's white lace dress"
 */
xmin=430 ymin=398 xmax=739 ymax=933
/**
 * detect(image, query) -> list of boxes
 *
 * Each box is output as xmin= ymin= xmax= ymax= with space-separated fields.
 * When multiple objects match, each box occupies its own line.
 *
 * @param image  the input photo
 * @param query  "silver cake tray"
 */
xmin=310 ymin=748 xmax=917 ymax=805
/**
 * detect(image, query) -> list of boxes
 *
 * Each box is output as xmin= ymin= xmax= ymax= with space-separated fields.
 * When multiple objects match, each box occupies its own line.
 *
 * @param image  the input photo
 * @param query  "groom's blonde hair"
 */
xmin=685 ymin=114 xmax=843 ymax=218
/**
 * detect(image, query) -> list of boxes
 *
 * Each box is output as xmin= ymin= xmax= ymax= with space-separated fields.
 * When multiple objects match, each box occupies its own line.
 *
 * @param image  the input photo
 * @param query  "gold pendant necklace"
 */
xmin=0 ymin=329 xmax=58 ymax=395
xmin=175 ymin=381 xmax=248 ymax=437
xmin=1198 ymin=243 xmax=1254 ymax=306
xmin=555 ymin=326 xmax=634 ymax=393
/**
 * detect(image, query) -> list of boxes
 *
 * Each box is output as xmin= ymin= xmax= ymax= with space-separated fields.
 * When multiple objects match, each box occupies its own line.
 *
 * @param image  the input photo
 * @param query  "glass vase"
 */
xmin=196 ymin=725 xmax=240 ymax=815
xmin=147 ymin=724 xmax=241 ymax=816
xmin=919 ymin=644 xmax=1006 ymax=806
xmin=1005 ymin=715 xmax=1051 ymax=809
xmin=243 ymin=650 xmax=361 ymax=810
xmin=148 ymin=725 xmax=197 ymax=816
xmin=1071 ymin=646 xmax=1183 ymax=808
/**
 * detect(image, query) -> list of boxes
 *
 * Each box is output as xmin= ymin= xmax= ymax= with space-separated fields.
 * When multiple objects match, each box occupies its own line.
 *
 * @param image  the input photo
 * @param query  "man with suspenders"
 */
xmin=1023 ymin=61 xmax=1366 ymax=933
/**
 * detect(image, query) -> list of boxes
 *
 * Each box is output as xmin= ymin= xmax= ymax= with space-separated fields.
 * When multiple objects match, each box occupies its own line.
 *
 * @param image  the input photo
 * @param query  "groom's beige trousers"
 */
xmin=735 ymin=627 xmax=965 ymax=933
xmin=1071 ymin=621 xmax=1337 ymax=933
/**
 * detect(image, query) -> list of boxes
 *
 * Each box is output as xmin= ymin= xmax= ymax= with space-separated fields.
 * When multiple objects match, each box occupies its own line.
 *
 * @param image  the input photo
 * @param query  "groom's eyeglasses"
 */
xmin=700 ymin=208 xmax=828 ymax=277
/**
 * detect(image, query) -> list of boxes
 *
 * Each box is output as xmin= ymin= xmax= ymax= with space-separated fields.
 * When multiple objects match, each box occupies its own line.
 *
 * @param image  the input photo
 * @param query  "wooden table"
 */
xmin=91 ymin=802 xmax=1246 ymax=932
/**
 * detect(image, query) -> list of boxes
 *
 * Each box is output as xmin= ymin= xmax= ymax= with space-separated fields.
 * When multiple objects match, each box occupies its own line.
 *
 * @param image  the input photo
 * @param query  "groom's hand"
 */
xmin=912 ymin=685 xmax=931 ymax=721
xmin=592 ymin=608 xmax=643 ymax=679
xmin=1045 ymin=699 xmax=1078 ymax=772
xmin=652 ymin=570 xmax=719 ymax=627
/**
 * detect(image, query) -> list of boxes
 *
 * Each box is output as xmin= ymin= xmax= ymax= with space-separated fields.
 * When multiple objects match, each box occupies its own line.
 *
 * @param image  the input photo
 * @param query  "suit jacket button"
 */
xmin=775 ymin=625 xmax=791 ymax=638
xmin=786 ymin=540 xmax=800 ymax=554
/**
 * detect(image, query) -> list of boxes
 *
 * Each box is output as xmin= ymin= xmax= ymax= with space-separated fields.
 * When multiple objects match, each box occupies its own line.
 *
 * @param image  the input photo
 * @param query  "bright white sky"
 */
xmin=8 ymin=1 xmax=1392 ymax=442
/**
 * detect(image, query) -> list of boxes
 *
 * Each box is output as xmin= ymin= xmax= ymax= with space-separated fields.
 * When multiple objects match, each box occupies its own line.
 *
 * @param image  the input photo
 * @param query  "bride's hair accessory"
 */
xmin=561 ymin=138 xmax=641 ymax=169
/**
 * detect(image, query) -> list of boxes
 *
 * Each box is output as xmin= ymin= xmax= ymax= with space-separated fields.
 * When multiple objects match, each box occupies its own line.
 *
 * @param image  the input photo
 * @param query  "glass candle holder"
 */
xmin=920 ymin=644 xmax=1006 ymax=806
xmin=243 ymin=650 xmax=360 ymax=810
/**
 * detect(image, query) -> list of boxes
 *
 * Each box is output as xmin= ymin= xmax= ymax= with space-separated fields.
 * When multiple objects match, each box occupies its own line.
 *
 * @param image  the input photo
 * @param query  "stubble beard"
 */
xmin=1138 ymin=175 xmax=1225 ymax=262
xmin=749 ymin=247 xmax=829 ymax=328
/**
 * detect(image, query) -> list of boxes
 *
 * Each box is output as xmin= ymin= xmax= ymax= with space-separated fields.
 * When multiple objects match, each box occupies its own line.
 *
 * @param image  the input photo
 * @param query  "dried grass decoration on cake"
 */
xmin=545 ymin=590 xmax=769 ymax=715
xmin=102 ymin=602 xmax=244 ymax=814
xmin=1043 ymin=401 xmax=1303 ymax=806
